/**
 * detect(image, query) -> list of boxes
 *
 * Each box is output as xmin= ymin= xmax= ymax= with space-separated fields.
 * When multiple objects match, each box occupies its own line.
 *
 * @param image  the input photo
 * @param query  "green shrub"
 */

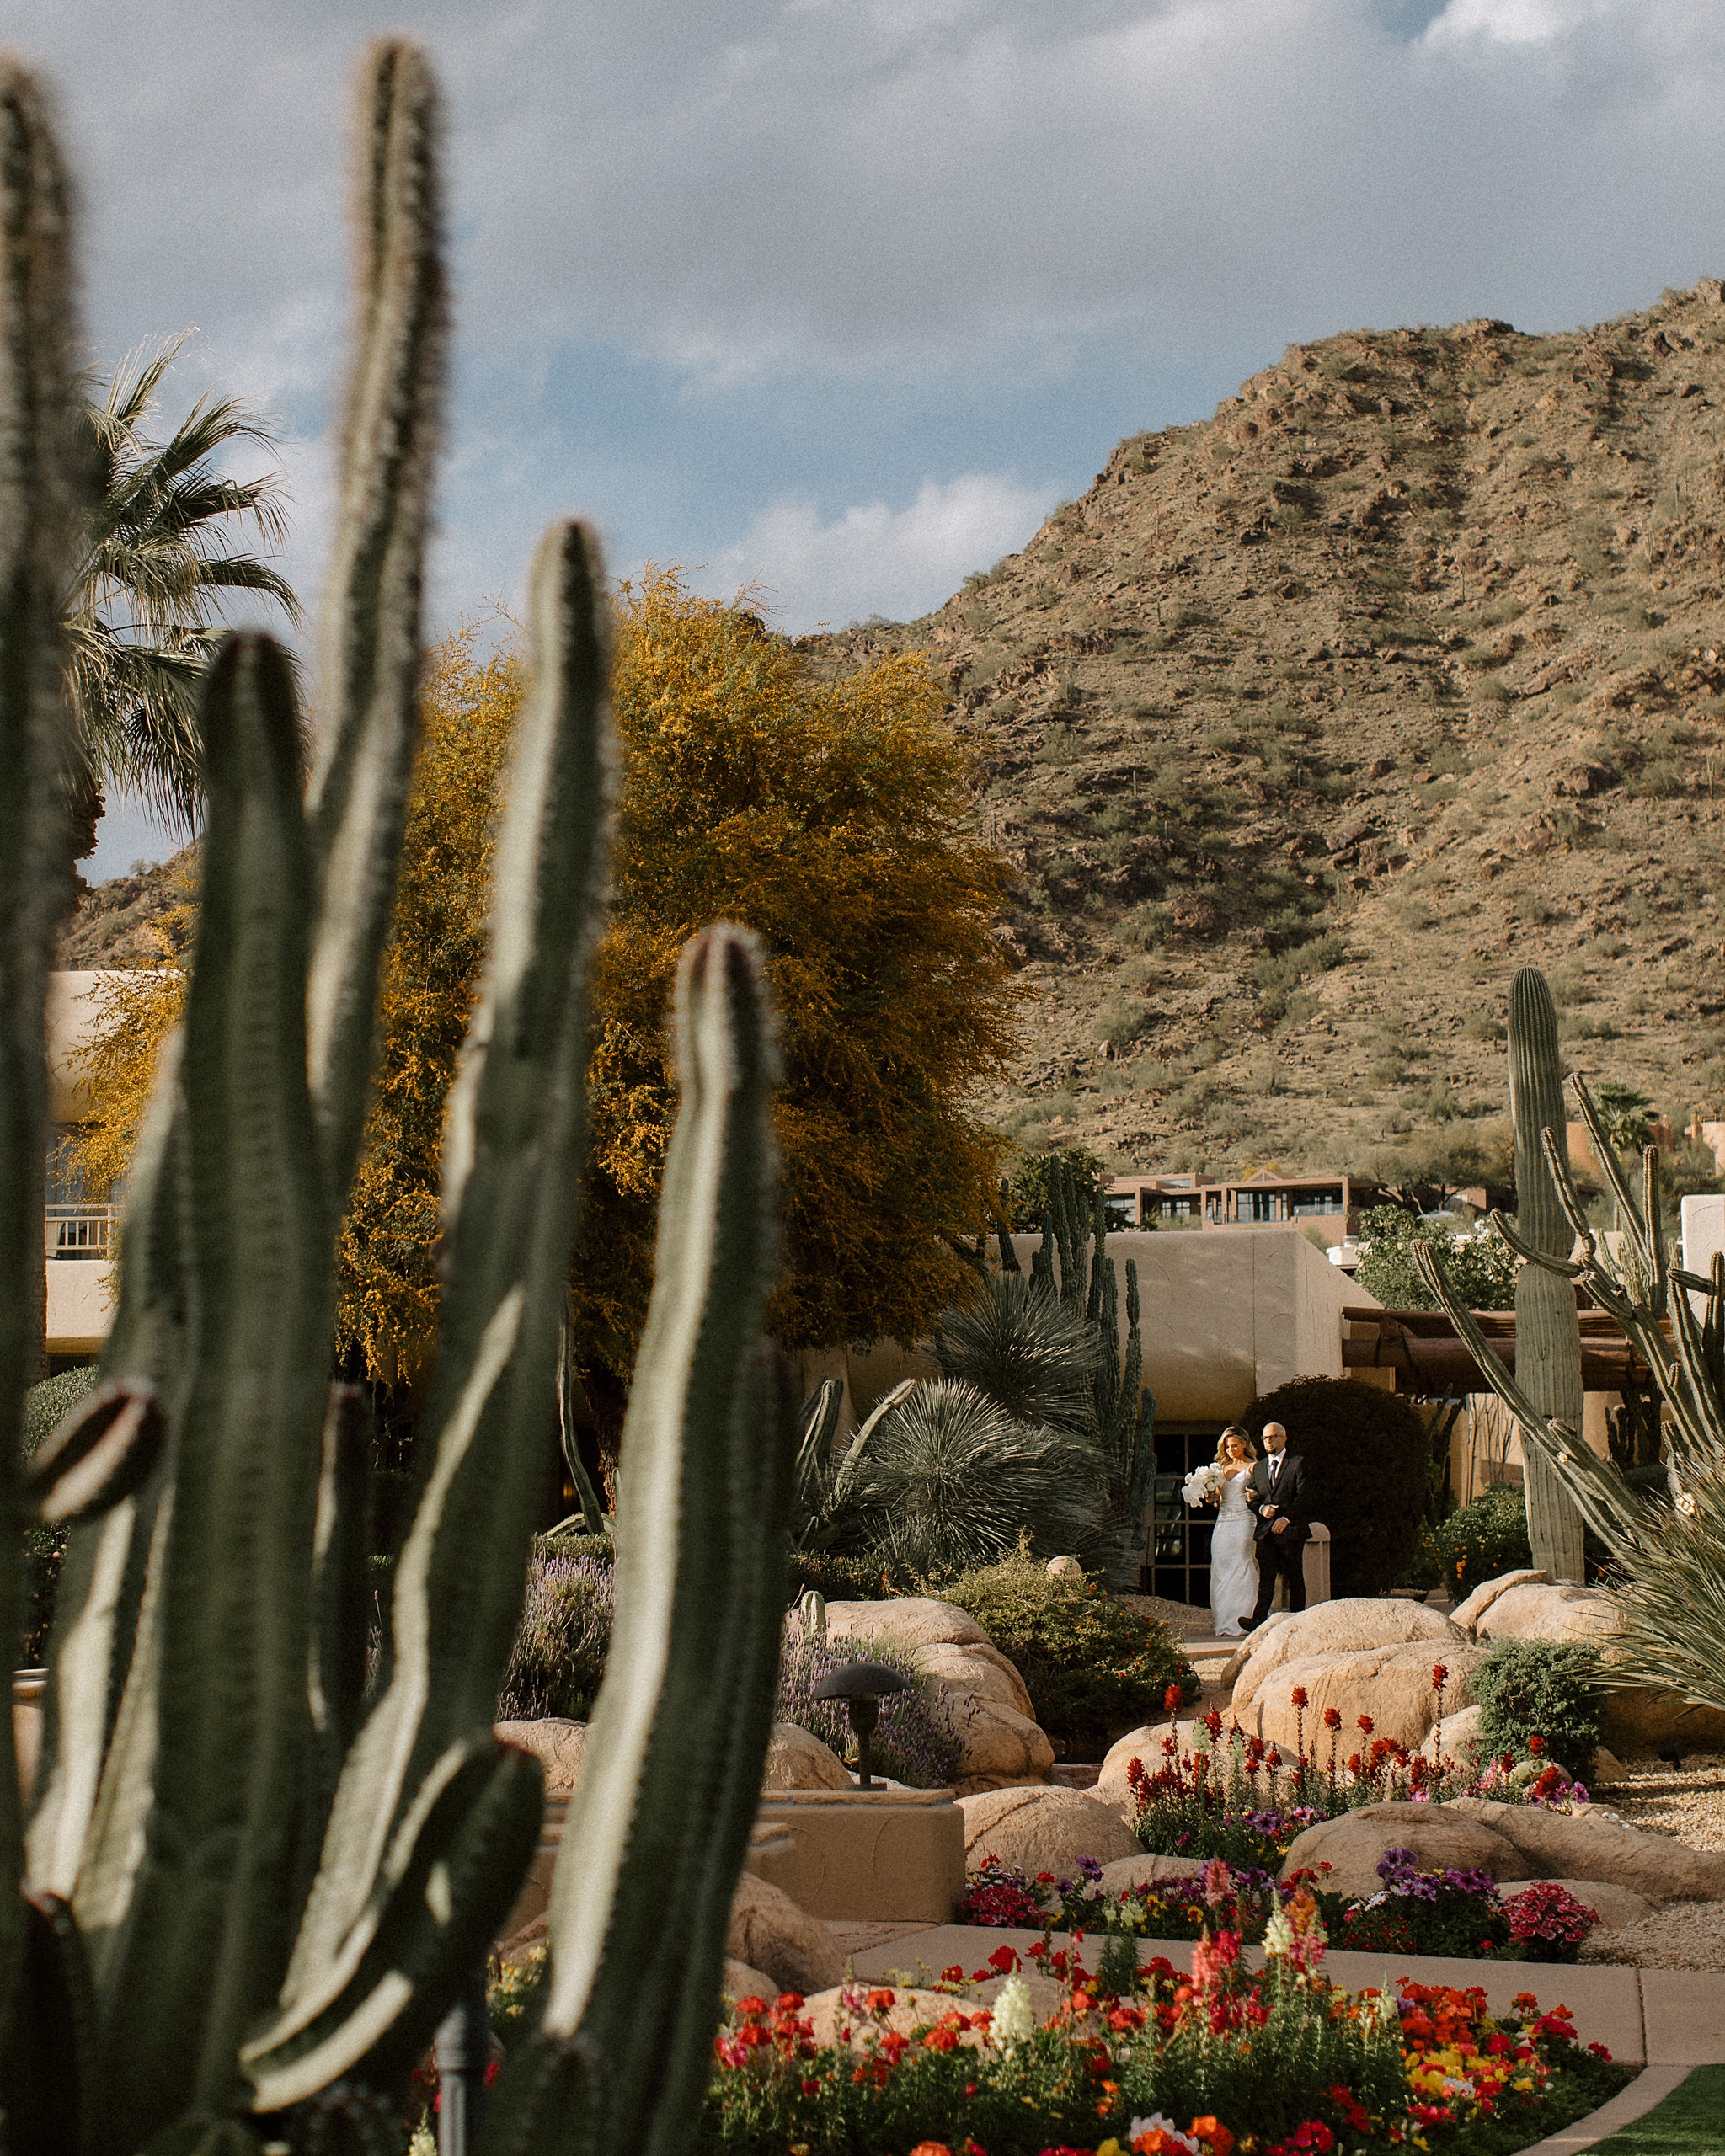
xmin=1244 ymin=1375 xmax=1431 ymax=1598
xmin=786 ymin=1550 xmax=918 ymax=1604
xmin=1471 ymin=1639 xmax=1608 ymax=1782
xmin=1427 ymin=1483 xmax=1533 ymax=1598
xmin=934 ymin=1545 xmax=1198 ymax=1758
xmin=19 ymin=1365 xmax=98 ymax=1665
xmin=1353 ymin=1205 xmax=1517 ymax=1311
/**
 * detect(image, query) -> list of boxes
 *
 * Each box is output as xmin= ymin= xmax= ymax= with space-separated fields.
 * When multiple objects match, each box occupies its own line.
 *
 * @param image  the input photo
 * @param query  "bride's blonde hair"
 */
xmin=1215 ymin=1425 xmax=1260 ymax=1464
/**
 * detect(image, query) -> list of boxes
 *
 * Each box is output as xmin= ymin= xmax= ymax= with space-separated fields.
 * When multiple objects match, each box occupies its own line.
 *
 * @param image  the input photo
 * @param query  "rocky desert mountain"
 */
xmin=65 ymin=280 xmax=1725 ymax=1190
xmin=810 ymin=278 xmax=1725 ymax=1183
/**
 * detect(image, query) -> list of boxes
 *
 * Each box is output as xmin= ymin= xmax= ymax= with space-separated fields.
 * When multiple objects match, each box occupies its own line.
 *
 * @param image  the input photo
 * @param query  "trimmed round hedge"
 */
xmin=1244 ymin=1374 xmax=1431 ymax=1599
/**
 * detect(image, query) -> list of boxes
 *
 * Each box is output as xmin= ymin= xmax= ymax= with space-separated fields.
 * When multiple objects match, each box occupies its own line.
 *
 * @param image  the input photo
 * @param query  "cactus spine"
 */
xmin=0 ymin=56 xmax=81 ymax=2054
xmin=1509 ymin=967 xmax=1587 ymax=1582
xmin=8 ymin=41 xmax=791 ymax=2153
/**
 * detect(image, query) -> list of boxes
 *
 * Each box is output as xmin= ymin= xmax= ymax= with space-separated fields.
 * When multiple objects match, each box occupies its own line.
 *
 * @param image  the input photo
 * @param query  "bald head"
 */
xmin=1262 ymin=1422 xmax=1289 ymax=1454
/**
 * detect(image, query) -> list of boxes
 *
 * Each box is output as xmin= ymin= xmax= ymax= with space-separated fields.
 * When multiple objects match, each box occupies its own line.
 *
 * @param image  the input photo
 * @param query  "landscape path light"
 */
xmin=811 ymin=1659 xmax=910 ymax=1788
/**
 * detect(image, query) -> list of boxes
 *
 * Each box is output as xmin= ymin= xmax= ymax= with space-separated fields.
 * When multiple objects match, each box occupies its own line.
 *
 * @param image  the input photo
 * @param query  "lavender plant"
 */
xmin=499 ymin=1548 xmax=616 ymax=1721
xmin=777 ymin=1616 xmax=967 ymax=1789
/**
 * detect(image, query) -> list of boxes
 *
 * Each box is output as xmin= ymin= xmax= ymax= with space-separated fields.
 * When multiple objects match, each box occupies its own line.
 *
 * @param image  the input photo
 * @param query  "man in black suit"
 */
xmin=1241 ymin=1420 xmax=1310 ymax=1628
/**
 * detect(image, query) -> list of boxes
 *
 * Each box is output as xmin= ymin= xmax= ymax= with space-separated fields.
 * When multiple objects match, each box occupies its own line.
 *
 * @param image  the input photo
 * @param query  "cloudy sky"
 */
xmin=8 ymin=0 xmax=1721 ymax=873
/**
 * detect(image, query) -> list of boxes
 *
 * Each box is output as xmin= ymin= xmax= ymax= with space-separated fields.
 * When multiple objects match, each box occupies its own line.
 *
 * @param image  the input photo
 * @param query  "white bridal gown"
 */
xmin=1210 ymin=1471 xmax=1260 ymax=1638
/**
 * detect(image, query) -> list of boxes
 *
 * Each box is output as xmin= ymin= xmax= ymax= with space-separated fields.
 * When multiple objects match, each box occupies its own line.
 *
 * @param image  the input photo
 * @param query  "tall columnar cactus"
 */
xmin=8 ymin=42 xmax=789 ymax=2155
xmin=1507 ymin=967 xmax=1588 ymax=1582
xmin=0 ymin=57 xmax=83 ymax=2061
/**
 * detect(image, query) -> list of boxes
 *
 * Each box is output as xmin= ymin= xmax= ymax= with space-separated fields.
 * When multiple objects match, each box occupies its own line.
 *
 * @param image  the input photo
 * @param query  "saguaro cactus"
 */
xmin=1508 ymin=967 xmax=1588 ymax=1582
xmin=8 ymin=42 xmax=790 ymax=2155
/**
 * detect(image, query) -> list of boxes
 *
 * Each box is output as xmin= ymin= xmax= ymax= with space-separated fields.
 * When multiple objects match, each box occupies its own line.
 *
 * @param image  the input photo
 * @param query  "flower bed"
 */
xmin=1129 ymin=1679 xmax=1590 ymax=1872
xmin=961 ymin=1851 xmax=1601 ymax=1966
xmin=697 ymin=1921 xmax=1629 ymax=2156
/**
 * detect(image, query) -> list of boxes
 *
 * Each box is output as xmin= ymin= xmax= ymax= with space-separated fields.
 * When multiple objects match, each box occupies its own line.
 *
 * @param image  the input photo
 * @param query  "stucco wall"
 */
xmin=45 ymin=1258 xmax=114 ymax=1354
xmin=836 ymin=1227 xmax=1380 ymax=1423
xmin=47 ymin=972 xmax=124 ymax=1123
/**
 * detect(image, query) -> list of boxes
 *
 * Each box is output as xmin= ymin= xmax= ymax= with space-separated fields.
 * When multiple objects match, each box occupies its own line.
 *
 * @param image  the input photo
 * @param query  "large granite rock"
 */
xmin=1474 ymin=1581 xmax=1619 ymax=1646
xmin=1280 ymin=1797 xmax=1725 ymax=1905
xmin=764 ymin=1723 xmax=852 ymax=1790
xmin=723 ymin=1957 xmax=778 ymax=2000
xmin=1227 ymin=1598 xmax=1465 ymax=1705
xmin=958 ymin=1785 xmax=1141 ymax=1876
xmin=1450 ymin=1569 xmax=1553 ymax=1636
xmin=496 ymin=1717 xmax=587 ymax=1796
xmin=818 ymin=1598 xmax=1054 ymax=1794
xmin=1096 ymin=1852 xmax=1205 ymax=1894
xmin=1278 ymin=1801 xmax=1522 ymax=1899
xmin=728 ymin=1870 xmax=845 ymax=1992
xmin=1233 ymin=1643 xmax=1484 ymax=1753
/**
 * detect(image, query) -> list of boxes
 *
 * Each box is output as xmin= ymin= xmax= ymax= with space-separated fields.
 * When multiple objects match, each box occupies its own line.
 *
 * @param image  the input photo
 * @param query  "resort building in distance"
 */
xmin=1106 ymin=1169 xmax=1389 ymax=1246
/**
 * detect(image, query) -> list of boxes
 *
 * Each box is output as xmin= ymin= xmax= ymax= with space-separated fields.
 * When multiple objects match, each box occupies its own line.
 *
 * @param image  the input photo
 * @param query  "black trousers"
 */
xmin=1251 ymin=1529 xmax=1307 ymax=1620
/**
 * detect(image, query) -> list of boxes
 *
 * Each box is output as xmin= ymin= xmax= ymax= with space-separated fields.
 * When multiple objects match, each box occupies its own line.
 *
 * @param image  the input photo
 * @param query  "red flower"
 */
xmin=1322 ymin=1707 xmax=1341 ymax=1730
xmin=777 ymin=1992 xmax=804 ymax=2010
xmin=1431 ymin=1663 xmax=1449 ymax=1690
xmin=1290 ymin=1686 xmax=1309 ymax=1710
xmin=1204 ymin=1709 xmax=1224 ymax=1740
xmin=1164 ymin=1683 xmax=1183 ymax=1714
xmin=1356 ymin=1714 xmax=1375 ymax=1736
xmin=1529 ymin=1732 xmax=1546 ymax=1753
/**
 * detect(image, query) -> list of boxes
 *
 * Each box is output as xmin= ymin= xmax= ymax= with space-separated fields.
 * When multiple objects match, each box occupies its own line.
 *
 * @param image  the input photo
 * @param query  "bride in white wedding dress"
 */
xmin=1207 ymin=1427 xmax=1262 ymax=1638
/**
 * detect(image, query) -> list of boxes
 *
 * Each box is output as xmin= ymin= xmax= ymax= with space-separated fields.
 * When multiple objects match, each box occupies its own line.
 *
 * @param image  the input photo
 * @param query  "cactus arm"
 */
xmin=273 ymin=518 xmax=611 ymax=2015
xmin=21 ymin=1382 xmax=165 ymax=1527
xmin=0 ymin=58 xmax=81 ymax=2047
xmin=1570 ymin=1072 xmax=1646 ymax=1234
xmin=1489 ymin=1206 xmax=1583 ymax=1279
xmin=303 ymin=40 xmax=445 ymax=1214
xmin=483 ymin=926 xmax=786 ymax=2156
xmin=1508 ymin=967 xmax=1588 ymax=1580
xmin=82 ymin=634 xmax=332 ymax=2137
xmin=241 ymin=1740 xmax=542 ymax=2111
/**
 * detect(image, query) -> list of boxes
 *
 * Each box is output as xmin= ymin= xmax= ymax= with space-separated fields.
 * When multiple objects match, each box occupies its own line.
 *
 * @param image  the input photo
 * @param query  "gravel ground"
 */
xmin=1580 ymin=1899 xmax=1725 ymax=1971
xmin=1600 ymin=1752 xmax=1725 ymax=1852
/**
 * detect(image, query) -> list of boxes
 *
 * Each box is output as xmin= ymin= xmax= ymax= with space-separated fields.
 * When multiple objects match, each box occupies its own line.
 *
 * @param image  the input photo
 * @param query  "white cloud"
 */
xmin=694 ymin=472 xmax=1062 ymax=632
xmin=1423 ymin=0 xmax=1620 ymax=48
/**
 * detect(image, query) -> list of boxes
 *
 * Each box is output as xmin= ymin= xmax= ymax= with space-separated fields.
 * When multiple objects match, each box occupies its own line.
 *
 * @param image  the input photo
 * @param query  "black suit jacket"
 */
xmin=1247 ymin=1451 xmax=1311 ymax=1544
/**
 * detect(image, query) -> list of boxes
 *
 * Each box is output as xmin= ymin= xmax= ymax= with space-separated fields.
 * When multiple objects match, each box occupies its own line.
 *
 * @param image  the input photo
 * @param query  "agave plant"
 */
xmin=933 ymin=1271 xmax=1100 ymax=1434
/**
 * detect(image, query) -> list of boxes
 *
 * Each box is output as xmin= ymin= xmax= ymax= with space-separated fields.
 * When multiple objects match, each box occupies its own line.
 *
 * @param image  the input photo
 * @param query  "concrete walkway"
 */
xmin=839 ymin=1924 xmax=1725 ymax=2068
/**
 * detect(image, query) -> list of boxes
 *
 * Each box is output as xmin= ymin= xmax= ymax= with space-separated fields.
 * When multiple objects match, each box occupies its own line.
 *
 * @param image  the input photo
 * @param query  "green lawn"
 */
xmin=1582 ymin=2066 xmax=1725 ymax=2152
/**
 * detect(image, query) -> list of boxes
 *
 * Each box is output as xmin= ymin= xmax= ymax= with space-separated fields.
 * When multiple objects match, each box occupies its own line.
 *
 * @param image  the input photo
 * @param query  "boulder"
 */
xmin=496 ymin=1717 xmax=587 ymax=1796
xmin=915 ymin=1640 xmax=1036 ymax=1721
xmin=1219 ymin=1611 xmax=1293 ymax=1690
xmin=959 ymin=1785 xmax=1142 ymax=1877
xmin=1096 ymin=1721 xmax=1202 ymax=1809
xmin=1097 ymin=1853 xmax=1205 ymax=1895
xmin=727 ymin=1871 xmax=845 ymax=1993
xmin=763 ymin=1723 xmax=852 ymax=1791
xmin=1601 ymin=1689 xmax=1725 ymax=1752
xmin=1589 ymin=1745 xmax=1630 ymax=1785
xmin=823 ymin=1598 xmax=989 ymax=1652
xmin=1445 ymin=1796 xmax=1725 ymax=1903
xmin=1474 ymin=1582 xmax=1618 ymax=1646
xmin=1498 ymin=1877 xmax=1653 ymax=1932
xmin=1046 ymin=1556 xmax=1085 ymax=1583
xmin=1235 ymin=1644 xmax=1484 ymax=1754
xmin=1420 ymin=1704 xmax=1486 ymax=1763
xmin=723 ymin=1957 xmax=778 ymax=2000
xmin=1230 ymin=1599 xmax=1465 ymax=1714
xmin=1278 ymin=1802 xmax=1525 ymax=1900
xmin=1450 ymin=1569 xmax=1554 ymax=1638
xmin=819 ymin=1599 xmax=1054 ymax=1792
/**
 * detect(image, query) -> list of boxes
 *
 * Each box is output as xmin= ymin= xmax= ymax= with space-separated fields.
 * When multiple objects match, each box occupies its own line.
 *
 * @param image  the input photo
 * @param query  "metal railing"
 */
xmin=45 ymin=1205 xmax=117 ymax=1260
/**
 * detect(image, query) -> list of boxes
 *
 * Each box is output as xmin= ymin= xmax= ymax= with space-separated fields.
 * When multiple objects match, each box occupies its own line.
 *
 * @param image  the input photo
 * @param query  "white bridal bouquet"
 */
xmin=1181 ymin=1462 xmax=1225 ymax=1508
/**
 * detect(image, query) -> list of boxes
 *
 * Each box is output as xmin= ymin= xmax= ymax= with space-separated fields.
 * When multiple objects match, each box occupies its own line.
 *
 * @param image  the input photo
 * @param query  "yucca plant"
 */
xmin=1416 ymin=1070 xmax=1725 ymax=1725
xmin=846 ymin=1378 xmax=1106 ymax=1577
xmin=3 ymin=42 xmax=788 ymax=2156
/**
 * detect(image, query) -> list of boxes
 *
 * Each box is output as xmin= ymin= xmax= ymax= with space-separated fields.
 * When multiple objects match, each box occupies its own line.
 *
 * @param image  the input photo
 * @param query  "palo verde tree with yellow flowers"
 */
xmin=73 ymin=572 xmax=1023 ymax=1456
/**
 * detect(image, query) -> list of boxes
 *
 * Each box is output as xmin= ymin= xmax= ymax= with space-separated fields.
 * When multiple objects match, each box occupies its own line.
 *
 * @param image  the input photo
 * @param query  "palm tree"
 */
xmin=63 ymin=333 xmax=302 ymax=850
